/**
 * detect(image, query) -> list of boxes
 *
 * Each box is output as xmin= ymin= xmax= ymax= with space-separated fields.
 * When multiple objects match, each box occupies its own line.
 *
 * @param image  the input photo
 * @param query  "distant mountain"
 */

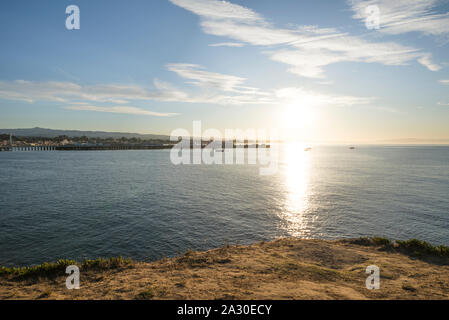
xmin=0 ymin=127 xmax=170 ymax=140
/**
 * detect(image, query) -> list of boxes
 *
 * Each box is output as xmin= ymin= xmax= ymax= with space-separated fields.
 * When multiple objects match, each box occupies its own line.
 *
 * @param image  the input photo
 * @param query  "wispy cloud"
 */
xmin=0 ymin=67 xmax=374 ymax=110
xmin=0 ymin=64 xmax=275 ymax=108
xmin=208 ymin=42 xmax=245 ymax=47
xmin=275 ymin=87 xmax=375 ymax=107
xmin=0 ymin=79 xmax=184 ymax=116
xmin=439 ymin=79 xmax=449 ymax=85
xmin=166 ymin=63 xmax=247 ymax=92
xmin=169 ymin=0 xmax=440 ymax=78
xmin=0 ymin=80 xmax=187 ymax=104
xmin=64 ymin=105 xmax=178 ymax=117
xmin=165 ymin=64 xmax=373 ymax=107
xmin=349 ymin=0 xmax=449 ymax=38
xmin=166 ymin=63 xmax=268 ymax=96
xmin=417 ymin=54 xmax=442 ymax=71
xmin=169 ymin=0 xmax=262 ymax=22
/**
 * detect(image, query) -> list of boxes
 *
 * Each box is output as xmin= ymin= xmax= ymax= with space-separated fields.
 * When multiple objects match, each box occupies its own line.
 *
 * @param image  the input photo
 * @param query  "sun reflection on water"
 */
xmin=280 ymin=142 xmax=312 ymax=237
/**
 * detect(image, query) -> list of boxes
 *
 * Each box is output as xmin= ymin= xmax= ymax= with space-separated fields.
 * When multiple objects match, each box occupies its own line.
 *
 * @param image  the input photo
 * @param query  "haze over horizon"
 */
xmin=1 ymin=0 xmax=449 ymax=143
xmin=2 ymin=126 xmax=449 ymax=145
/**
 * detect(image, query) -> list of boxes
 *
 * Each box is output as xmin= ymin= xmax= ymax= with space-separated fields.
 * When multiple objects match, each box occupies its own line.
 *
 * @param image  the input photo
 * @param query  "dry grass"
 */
xmin=1 ymin=238 xmax=448 ymax=300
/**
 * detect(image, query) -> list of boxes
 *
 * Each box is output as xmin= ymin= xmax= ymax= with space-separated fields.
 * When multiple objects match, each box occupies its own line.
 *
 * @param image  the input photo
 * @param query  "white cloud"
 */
xmin=170 ymin=0 xmax=440 ymax=79
xmin=0 ymin=80 xmax=186 ymax=116
xmin=275 ymin=87 xmax=374 ymax=107
xmin=269 ymin=49 xmax=346 ymax=79
xmin=208 ymin=42 xmax=245 ymax=47
xmin=439 ymin=79 xmax=449 ymax=85
xmin=417 ymin=54 xmax=442 ymax=71
xmin=0 ymin=64 xmax=275 ymax=108
xmin=0 ymin=80 xmax=80 ymax=103
xmin=0 ymin=74 xmax=374 ymax=110
xmin=0 ymin=54 xmax=379 ymax=110
xmin=64 ymin=105 xmax=178 ymax=117
xmin=0 ymin=80 xmax=187 ymax=104
xmin=169 ymin=0 xmax=262 ymax=21
xmin=164 ymin=64 xmax=372 ymax=106
xmin=166 ymin=63 xmax=270 ymax=97
xmin=166 ymin=63 xmax=247 ymax=91
xmin=437 ymin=102 xmax=449 ymax=106
xmin=349 ymin=0 xmax=449 ymax=37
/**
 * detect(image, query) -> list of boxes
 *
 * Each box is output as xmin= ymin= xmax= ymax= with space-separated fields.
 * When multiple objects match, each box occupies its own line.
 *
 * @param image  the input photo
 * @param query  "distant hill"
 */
xmin=0 ymin=127 xmax=170 ymax=140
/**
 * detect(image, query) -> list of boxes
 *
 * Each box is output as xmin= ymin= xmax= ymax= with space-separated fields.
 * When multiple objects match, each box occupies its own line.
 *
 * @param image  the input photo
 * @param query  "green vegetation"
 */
xmin=0 ymin=259 xmax=76 ymax=279
xmin=351 ymin=237 xmax=449 ymax=259
xmin=371 ymin=237 xmax=393 ymax=247
xmin=351 ymin=237 xmax=391 ymax=247
xmin=396 ymin=239 xmax=449 ymax=258
xmin=80 ymin=256 xmax=133 ymax=269
xmin=0 ymin=257 xmax=133 ymax=279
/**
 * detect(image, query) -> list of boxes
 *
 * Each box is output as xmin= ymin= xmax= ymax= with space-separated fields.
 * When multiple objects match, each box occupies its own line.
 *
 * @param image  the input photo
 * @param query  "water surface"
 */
xmin=1 ymin=145 xmax=448 ymax=267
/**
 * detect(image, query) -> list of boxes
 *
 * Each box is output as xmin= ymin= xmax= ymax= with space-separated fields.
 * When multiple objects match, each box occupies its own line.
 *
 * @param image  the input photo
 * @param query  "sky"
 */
xmin=0 ymin=0 xmax=448 ymax=143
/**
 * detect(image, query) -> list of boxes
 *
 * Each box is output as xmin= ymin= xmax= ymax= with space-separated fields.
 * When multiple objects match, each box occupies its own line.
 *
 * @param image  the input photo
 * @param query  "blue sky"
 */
xmin=0 ymin=0 xmax=448 ymax=142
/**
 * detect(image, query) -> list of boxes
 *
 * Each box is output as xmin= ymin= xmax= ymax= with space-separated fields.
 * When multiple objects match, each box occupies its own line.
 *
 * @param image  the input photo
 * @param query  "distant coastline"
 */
xmin=0 ymin=127 xmax=170 ymax=140
xmin=2 ymin=128 xmax=449 ymax=145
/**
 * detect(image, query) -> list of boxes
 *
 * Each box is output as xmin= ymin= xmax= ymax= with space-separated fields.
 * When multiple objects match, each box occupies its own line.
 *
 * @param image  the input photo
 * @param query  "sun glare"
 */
xmin=277 ymin=88 xmax=322 ymax=137
xmin=279 ymin=141 xmax=312 ymax=237
xmin=283 ymin=102 xmax=315 ymax=130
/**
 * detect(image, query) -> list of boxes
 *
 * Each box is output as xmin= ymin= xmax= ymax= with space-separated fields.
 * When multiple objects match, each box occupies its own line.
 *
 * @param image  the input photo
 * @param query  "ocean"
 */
xmin=1 ymin=144 xmax=448 ymax=267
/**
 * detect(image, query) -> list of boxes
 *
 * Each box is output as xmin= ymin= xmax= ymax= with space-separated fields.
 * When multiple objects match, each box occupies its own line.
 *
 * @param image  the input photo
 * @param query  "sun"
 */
xmin=282 ymin=101 xmax=317 ymax=130
xmin=275 ymin=88 xmax=322 ymax=141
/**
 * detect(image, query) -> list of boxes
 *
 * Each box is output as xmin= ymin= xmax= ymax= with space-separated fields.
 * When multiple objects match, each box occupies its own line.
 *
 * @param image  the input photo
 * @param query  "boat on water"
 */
xmin=349 ymin=147 xmax=356 ymax=150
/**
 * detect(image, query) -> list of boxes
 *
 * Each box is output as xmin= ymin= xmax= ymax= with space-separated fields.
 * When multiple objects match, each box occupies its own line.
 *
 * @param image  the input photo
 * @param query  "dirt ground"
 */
xmin=1 ymin=238 xmax=448 ymax=300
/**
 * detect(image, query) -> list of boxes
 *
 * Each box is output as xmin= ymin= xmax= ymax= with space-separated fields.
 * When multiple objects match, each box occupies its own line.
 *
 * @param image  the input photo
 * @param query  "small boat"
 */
xmin=349 ymin=147 xmax=356 ymax=150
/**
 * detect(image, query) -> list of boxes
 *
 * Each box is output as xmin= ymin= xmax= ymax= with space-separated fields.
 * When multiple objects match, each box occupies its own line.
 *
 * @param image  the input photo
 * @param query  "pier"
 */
xmin=0 ymin=145 xmax=171 ymax=152
xmin=0 ymin=146 xmax=56 ymax=152
xmin=55 ymin=145 xmax=173 ymax=151
xmin=13 ymin=146 xmax=56 ymax=151
xmin=0 ymin=143 xmax=269 ymax=152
